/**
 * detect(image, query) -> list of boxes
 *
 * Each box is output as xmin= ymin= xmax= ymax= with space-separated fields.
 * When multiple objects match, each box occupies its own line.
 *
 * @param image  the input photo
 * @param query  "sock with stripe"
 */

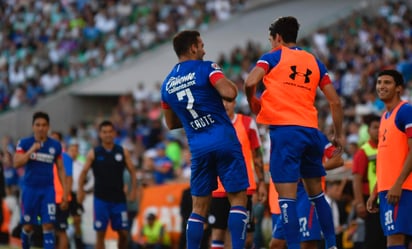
xmin=211 ymin=240 xmax=225 ymax=249
xmin=228 ymin=205 xmax=248 ymax=249
xmin=186 ymin=213 xmax=206 ymax=249
xmin=21 ymin=229 xmax=32 ymax=249
xmin=278 ymin=198 xmax=300 ymax=249
xmin=43 ymin=230 xmax=55 ymax=249
xmin=309 ymin=192 xmax=337 ymax=249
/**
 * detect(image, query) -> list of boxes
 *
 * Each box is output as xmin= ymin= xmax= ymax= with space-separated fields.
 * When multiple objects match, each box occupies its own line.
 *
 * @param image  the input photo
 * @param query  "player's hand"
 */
xmin=77 ymin=190 xmax=85 ymax=204
xmin=331 ymin=134 xmax=344 ymax=154
xmin=29 ymin=142 xmax=42 ymax=153
xmin=355 ymin=202 xmax=367 ymax=218
xmin=366 ymin=192 xmax=379 ymax=213
xmin=60 ymin=199 xmax=69 ymax=210
xmin=386 ymin=182 xmax=402 ymax=205
xmin=257 ymin=181 xmax=267 ymax=203
xmin=248 ymin=96 xmax=261 ymax=115
xmin=128 ymin=188 xmax=137 ymax=202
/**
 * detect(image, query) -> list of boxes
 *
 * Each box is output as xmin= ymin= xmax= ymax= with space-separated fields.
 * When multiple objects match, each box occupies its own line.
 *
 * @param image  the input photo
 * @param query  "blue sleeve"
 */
xmin=16 ymin=138 xmax=30 ymax=152
xmin=395 ymin=103 xmax=412 ymax=132
xmin=315 ymin=57 xmax=329 ymax=79
xmin=62 ymin=153 xmax=73 ymax=177
xmin=259 ymin=50 xmax=281 ymax=72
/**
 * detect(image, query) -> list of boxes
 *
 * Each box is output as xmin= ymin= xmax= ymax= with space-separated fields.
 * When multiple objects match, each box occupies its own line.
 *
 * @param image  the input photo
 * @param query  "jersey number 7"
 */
xmin=177 ymin=89 xmax=199 ymax=119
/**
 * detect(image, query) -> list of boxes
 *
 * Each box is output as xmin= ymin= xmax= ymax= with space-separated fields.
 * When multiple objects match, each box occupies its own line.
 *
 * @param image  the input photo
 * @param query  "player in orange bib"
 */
xmin=244 ymin=16 xmax=343 ymax=249
xmin=367 ymin=69 xmax=412 ymax=249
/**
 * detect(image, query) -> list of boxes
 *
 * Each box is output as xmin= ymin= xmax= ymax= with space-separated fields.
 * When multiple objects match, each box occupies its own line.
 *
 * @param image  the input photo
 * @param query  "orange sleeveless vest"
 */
xmin=257 ymin=46 xmax=320 ymax=128
xmin=54 ymin=164 xmax=72 ymax=203
xmin=212 ymin=114 xmax=257 ymax=197
xmin=377 ymin=101 xmax=412 ymax=192
xmin=269 ymin=180 xmax=280 ymax=215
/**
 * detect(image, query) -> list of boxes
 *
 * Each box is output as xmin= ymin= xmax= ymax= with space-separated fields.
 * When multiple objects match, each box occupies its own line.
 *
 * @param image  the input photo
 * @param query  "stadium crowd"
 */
xmin=0 ymin=0 xmax=411 ymax=248
xmin=0 ymin=0 xmax=246 ymax=111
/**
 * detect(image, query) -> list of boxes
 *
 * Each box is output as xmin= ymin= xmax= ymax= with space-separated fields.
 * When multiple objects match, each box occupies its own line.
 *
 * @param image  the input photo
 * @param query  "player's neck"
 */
xmin=34 ymin=135 xmax=47 ymax=142
xmin=385 ymin=97 xmax=402 ymax=113
xmin=102 ymin=142 xmax=114 ymax=150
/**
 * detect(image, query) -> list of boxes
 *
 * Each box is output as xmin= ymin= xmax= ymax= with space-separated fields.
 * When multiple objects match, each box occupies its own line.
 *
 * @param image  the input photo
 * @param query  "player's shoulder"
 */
xmin=202 ymin=60 xmax=222 ymax=70
xmin=17 ymin=136 xmax=34 ymax=146
xmin=396 ymin=101 xmax=412 ymax=119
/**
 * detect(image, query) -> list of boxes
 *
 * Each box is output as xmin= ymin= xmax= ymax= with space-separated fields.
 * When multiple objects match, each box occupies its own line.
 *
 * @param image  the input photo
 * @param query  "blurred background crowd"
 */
xmin=0 ymin=0 xmax=411 ymax=248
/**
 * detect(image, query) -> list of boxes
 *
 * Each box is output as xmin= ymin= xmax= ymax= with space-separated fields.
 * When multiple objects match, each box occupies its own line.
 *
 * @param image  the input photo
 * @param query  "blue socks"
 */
xmin=43 ymin=230 xmax=55 ymax=249
xmin=228 ymin=206 xmax=248 ymax=249
xmin=278 ymin=198 xmax=300 ymax=249
xmin=186 ymin=213 xmax=206 ymax=249
xmin=21 ymin=229 xmax=32 ymax=249
xmin=388 ymin=246 xmax=406 ymax=249
xmin=308 ymin=192 xmax=336 ymax=249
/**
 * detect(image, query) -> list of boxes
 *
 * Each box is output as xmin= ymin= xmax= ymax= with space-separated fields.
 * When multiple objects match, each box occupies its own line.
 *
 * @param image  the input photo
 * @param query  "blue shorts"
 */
xmin=272 ymin=182 xmax=322 ymax=241
xmin=190 ymin=146 xmax=249 ymax=196
xmin=379 ymin=190 xmax=412 ymax=236
xmin=94 ymin=197 xmax=128 ymax=231
xmin=21 ymin=185 xmax=56 ymax=225
xmin=269 ymin=126 xmax=326 ymax=183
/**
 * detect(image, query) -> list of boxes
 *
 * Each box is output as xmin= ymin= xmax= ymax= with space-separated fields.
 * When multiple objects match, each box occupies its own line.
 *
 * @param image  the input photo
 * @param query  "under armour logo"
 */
xmin=383 ymin=128 xmax=387 ymax=142
xmin=289 ymin=66 xmax=312 ymax=83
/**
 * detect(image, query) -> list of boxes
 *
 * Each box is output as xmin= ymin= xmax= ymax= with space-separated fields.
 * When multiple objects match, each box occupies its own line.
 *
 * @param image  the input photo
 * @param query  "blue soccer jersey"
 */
xmin=161 ymin=60 xmax=249 ymax=196
xmin=161 ymin=60 xmax=241 ymax=155
xmin=16 ymin=136 xmax=62 ymax=187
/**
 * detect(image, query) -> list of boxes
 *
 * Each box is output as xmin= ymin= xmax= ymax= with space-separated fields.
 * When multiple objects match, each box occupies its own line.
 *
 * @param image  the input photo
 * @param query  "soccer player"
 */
xmin=161 ymin=30 xmax=249 ymax=249
xmin=208 ymin=99 xmax=267 ymax=249
xmin=270 ymin=131 xmax=344 ymax=249
xmin=14 ymin=111 xmax=68 ymax=249
xmin=352 ymin=114 xmax=386 ymax=249
xmin=244 ymin=16 xmax=343 ymax=249
xmin=367 ymin=69 xmax=412 ymax=249
xmin=77 ymin=120 xmax=137 ymax=249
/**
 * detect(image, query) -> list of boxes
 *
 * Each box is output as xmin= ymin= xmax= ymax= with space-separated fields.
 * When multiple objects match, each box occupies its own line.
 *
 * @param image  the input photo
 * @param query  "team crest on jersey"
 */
xmin=49 ymin=147 xmax=55 ymax=155
xmin=24 ymin=215 xmax=31 ymax=222
xmin=115 ymin=153 xmax=123 ymax=162
xmin=211 ymin=63 xmax=221 ymax=70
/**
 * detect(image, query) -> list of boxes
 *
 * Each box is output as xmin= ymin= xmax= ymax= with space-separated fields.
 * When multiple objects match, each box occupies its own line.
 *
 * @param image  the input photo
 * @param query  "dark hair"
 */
xmin=363 ymin=114 xmax=381 ymax=127
xmin=173 ymin=30 xmax=200 ymax=57
xmin=51 ymin=131 xmax=63 ymax=141
xmin=32 ymin=111 xmax=49 ymax=125
xmin=378 ymin=69 xmax=404 ymax=87
xmin=99 ymin=120 xmax=114 ymax=131
xmin=269 ymin=16 xmax=300 ymax=43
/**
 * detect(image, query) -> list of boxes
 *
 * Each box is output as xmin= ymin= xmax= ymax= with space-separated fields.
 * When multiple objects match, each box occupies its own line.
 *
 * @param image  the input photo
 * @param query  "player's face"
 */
xmin=376 ymin=75 xmax=402 ymax=102
xmin=368 ymin=120 xmax=380 ymax=143
xmin=32 ymin=118 xmax=49 ymax=140
xmin=99 ymin=125 xmax=115 ymax=144
xmin=194 ymin=36 xmax=205 ymax=60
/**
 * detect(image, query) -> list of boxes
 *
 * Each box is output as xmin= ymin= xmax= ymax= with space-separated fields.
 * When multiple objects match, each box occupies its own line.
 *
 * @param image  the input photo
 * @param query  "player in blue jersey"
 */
xmin=77 ymin=120 xmax=137 ymax=249
xmin=14 ymin=111 xmax=68 ymax=249
xmin=161 ymin=30 xmax=249 ymax=249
